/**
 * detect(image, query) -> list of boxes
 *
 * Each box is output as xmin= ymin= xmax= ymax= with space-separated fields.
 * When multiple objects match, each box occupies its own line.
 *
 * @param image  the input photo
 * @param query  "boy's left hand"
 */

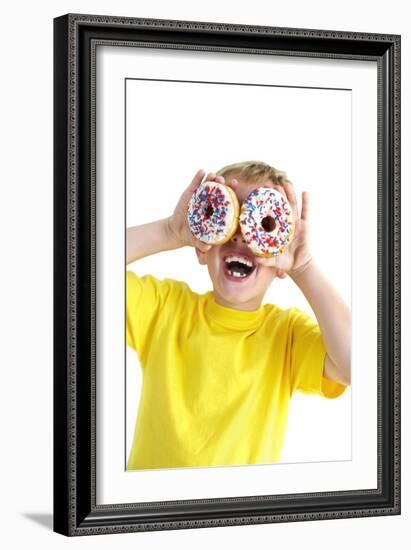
xmin=255 ymin=180 xmax=313 ymax=278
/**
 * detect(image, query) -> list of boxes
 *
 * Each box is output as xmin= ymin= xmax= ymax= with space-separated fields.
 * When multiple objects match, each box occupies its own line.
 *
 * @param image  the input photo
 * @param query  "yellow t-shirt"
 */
xmin=126 ymin=271 xmax=346 ymax=470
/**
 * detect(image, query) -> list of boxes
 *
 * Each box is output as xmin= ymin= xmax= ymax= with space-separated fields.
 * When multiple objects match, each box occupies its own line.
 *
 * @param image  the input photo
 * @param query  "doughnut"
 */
xmin=187 ymin=182 xmax=239 ymax=245
xmin=239 ymin=187 xmax=294 ymax=257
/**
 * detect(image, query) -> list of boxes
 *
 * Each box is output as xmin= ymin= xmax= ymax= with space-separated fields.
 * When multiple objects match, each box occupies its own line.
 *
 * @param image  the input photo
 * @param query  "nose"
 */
xmin=231 ymin=226 xmax=246 ymax=244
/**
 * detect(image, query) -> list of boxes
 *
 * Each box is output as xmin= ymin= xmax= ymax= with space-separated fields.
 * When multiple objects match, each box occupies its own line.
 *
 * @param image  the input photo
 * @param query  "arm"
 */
xmin=254 ymin=180 xmax=351 ymax=387
xmin=127 ymin=169 xmax=219 ymax=265
xmin=127 ymin=218 xmax=179 ymax=264
xmin=289 ymin=260 xmax=351 ymax=386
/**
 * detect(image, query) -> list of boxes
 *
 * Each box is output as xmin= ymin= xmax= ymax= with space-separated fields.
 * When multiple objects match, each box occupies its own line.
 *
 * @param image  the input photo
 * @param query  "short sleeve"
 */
xmin=288 ymin=307 xmax=347 ymax=399
xmin=126 ymin=271 xmax=172 ymax=362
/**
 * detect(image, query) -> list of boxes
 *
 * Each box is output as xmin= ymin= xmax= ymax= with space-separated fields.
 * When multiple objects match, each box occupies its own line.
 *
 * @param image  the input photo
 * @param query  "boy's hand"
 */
xmin=167 ymin=169 xmax=225 ymax=253
xmin=254 ymin=179 xmax=313 ymax=278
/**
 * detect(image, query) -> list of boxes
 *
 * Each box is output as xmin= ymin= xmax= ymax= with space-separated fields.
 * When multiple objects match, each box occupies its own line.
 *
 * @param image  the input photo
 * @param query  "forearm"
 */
xmin=126 ymin=217 xmax=180 ymax=264
xmin=289 ymin=260 xmax=351 ymax=385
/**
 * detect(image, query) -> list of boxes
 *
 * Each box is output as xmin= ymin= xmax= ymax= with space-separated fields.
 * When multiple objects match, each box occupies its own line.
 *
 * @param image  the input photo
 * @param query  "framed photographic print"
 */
xmin=53 ymin=14 xmax=401 ymax=536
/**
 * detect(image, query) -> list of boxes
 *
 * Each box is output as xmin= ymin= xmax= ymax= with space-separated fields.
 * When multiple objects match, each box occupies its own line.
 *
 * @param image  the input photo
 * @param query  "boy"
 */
xmin=126 ymin=161 xmax=351 ymax=470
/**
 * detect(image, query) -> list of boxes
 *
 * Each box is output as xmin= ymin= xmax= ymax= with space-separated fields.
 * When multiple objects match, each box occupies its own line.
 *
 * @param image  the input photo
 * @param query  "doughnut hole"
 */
xmin=204 ymin=204 xmax=214 ymax=219
xmin=261 ymin=215 xmax=276 ymax=233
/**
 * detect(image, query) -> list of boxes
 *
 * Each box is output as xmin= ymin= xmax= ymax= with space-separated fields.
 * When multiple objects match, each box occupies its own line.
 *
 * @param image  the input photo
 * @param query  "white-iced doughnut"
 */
xmin=187 ymin=182 xmax=239 ymax=245
xmin=239 ymin=187 xmax=294 ymax=257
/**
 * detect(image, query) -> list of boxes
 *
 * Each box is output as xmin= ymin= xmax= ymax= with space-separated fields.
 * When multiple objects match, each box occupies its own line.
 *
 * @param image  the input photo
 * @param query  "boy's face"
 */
xmin=196 ymin=176 xmax=286 ymax=311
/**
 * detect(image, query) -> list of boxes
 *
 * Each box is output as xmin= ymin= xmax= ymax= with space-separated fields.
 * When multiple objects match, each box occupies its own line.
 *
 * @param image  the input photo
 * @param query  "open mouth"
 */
xmin=223 ymin=254 xmax=257 ymax=280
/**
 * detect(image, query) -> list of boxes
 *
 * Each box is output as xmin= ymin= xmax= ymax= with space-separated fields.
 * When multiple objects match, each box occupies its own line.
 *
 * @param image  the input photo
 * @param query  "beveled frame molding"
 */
xmin=53 ymin=13 xmax=400 ymax=536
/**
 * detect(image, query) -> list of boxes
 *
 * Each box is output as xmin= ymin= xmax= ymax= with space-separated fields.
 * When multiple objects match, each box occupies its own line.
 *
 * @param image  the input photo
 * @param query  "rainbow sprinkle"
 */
xmin=239 ymin=187 xmax=294 ymax=256
xmin=187 ymin=183 xmax=234 ymax=244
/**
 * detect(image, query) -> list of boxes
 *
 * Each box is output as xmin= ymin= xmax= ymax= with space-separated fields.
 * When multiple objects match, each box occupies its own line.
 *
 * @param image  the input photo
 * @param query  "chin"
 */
xmin=214 ymin=271 xmax=264 ymax=309
xmin=206 ymin=247 xmax=273 ymax=309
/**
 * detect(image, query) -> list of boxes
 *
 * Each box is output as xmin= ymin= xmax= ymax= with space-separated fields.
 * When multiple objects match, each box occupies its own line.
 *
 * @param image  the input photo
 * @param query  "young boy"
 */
xmin=126 ymin=161 xmax=351 ymax=470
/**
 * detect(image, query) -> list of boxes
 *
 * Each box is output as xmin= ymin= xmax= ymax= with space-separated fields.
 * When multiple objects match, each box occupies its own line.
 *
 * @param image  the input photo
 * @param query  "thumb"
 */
xmin=188 ymin=169 xmax=206 ymax=194
xmin=277 ymin=270 xmax=287 ymax=279
xmin=196 ymin=241 xmax=212 ymax=253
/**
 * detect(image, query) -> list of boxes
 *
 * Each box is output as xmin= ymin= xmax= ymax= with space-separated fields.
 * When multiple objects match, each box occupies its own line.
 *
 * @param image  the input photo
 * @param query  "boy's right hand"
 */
xmin=167 ymin=169 xmax=225 ymax=253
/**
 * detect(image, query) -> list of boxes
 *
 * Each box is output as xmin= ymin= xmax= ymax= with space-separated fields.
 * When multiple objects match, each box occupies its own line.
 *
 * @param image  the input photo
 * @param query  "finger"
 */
xmin=282 ymin=181 xmax=299 ymax=219
xmin=272 ymin=184 xmax=287 ymax=198
xmin=300 ymin=191 xmax=309 ymax=222
xmin=276 ymin=175 xmax=290 ymax=192
xmin=227 ymin=178 xmax=239 ymax=190
xmin=207 ymin=173 xmax=226 ymax=184
xmin=276 ymin=270 xmax=288 ymax=279
xmin=188 ymin=169 xmax=206 ymax=192
xmin=205 ymin=172 xmax=216 ymax=182
xmin=195 ymin=240 xmax=212 ymax=253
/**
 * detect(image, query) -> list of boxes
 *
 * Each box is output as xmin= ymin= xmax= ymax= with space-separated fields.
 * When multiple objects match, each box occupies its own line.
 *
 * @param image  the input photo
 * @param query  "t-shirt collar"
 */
xmin=205 ymin=292 xmax=265 ymax=330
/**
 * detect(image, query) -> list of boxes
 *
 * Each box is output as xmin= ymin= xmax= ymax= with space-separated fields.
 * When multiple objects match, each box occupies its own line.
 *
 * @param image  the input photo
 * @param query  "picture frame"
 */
xmin=53 ymin=13 xmax=401 ymax=536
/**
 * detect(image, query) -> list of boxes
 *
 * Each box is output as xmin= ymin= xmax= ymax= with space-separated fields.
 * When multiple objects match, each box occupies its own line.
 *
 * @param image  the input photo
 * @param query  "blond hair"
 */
xmin=215 ymin=160 xmax=289 ymax=186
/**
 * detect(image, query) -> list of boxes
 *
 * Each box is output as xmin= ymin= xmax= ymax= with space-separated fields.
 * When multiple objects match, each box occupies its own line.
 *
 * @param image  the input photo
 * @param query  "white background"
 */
xmin=125 ymin=77 xmax=352 ymax=465
xmin=100 ymin=48 xmax=376 ymax=504
xmin=0 ymin=0 xmax=408 ymax=548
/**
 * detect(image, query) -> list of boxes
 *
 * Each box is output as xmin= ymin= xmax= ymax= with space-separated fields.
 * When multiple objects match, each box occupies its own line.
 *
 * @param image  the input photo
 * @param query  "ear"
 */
xmin=195 ymin=247 xmax=208 ymax=265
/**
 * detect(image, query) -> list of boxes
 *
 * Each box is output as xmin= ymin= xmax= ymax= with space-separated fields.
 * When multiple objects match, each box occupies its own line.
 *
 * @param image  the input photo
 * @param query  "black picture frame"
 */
xmin=53 ymin=13 xmax=401 ymax=536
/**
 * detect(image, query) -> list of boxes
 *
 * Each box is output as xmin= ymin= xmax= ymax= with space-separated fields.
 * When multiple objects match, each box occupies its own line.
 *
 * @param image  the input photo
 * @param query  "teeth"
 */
xmin=225 ymin=255 xmax=253 ymax=267
xmin=232 ymin=271 xmax=246 ymax=278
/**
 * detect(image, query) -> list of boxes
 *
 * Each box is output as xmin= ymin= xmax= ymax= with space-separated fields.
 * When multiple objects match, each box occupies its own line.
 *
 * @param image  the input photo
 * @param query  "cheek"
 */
xmin=206 ymin=250 xmax=221 ymax=272
xmin=257 ymin=265 xmax=277 ymax=283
